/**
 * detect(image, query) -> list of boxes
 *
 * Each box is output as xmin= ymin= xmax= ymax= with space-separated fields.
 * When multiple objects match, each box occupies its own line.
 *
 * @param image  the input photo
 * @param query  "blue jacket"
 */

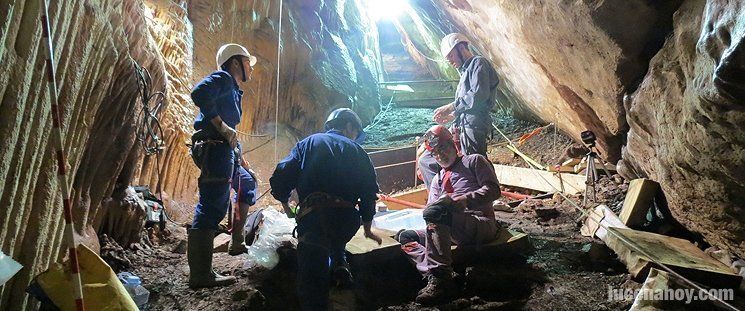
xmin=270 ymin=130 xmax=380 ymax=222
xmin=192 ymin=70 xmax=243 ymax=130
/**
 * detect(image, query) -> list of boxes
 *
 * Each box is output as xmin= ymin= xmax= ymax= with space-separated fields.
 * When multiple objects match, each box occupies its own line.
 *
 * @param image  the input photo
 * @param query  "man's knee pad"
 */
xmin=423 ymin=203 xmax=452 ymax=226
xmin=395 ymin=229 xmax=421 ymax=244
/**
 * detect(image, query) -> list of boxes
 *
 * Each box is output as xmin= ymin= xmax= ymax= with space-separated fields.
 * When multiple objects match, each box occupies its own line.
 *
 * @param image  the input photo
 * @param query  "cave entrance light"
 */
xmin=366 ymin=0 xmax=411 ymax=21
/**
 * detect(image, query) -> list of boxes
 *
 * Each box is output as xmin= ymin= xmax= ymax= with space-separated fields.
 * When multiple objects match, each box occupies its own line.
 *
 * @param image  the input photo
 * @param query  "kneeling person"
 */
xmin=398 ymin=125 xmax=501 ymax=305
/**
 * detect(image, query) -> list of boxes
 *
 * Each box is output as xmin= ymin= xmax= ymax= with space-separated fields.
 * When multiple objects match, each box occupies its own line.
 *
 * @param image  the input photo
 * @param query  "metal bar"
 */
xmin=39 ymin=1 xmax=86 ymax=310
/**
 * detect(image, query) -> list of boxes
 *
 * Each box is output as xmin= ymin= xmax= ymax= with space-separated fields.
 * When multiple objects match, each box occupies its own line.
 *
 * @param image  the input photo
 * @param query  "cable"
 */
xmin=491 ymin=122 xmax=740 ymax=311
xmin=132 ymin=59 xmax=166 ymax=156
xmin=273 ymin=0 xmax=284 ymax=164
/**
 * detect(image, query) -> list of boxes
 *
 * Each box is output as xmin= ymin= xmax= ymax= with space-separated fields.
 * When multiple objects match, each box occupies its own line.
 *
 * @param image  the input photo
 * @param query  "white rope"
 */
xmin=491 ymin=122 xmax=740 ymax=311
xmin=273 ymin=0 xmax=284 ymax=164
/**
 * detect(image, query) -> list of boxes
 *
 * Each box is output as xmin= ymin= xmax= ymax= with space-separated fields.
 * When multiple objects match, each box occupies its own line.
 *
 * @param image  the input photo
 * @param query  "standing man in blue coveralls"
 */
xmin=418 ymin=33 xmax=499 ymax=189
xmin=188 ymin=43 xmax=258 ymax=289
xmin=270 ymin=108 xmax=383 ymax=310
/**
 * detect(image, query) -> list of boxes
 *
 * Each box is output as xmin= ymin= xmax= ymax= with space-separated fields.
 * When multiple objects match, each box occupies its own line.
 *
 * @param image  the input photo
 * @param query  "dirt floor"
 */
xmin=102 ymin=111 xmax=740 ymax=310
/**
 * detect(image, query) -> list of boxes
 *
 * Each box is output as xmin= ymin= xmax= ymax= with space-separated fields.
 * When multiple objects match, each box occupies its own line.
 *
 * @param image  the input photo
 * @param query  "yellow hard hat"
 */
xmin=216 ymin=43 xmax=257 ymax=70
xmin=440 ymin=33 xmax=470 ymax=59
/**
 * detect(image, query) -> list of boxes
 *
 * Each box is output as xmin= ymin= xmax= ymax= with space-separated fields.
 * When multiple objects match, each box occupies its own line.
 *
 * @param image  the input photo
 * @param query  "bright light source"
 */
xmin=367 ymin=0 xmax=410 ymax=21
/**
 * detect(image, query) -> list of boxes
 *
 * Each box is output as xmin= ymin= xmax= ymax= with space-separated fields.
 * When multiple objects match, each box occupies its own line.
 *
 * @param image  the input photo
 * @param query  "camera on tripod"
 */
xmin=580 ymin=130 xmax=596 ymax=148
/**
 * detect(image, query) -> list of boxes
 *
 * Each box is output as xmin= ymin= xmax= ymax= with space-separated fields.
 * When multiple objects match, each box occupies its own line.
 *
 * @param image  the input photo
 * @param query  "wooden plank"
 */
xmin=573 ymin=159 xmax=617 ymax=174
xmin=604 ymin=228 xmax=742 ymax=287
xmin=346 ymin=227 xmax=399 ymax=255
xmin=619 ymin=179 xmax=659 ymax=227
xmin=580 ymin=204 xmax=628 ymax=238
xmin=382 ymin=187 xmax=428 ymax=210
xmin=375 ymin=161 xmax=418 ymax=193
xmin=451 ymin=229 xmax=531 ymax=262
xmin=547 ymin=164 xmax=576 ymax=173
xmin=367 ymin=146 xmax=417 ymax=167
xmin=493 ymin=164 xmax=586 ymax=195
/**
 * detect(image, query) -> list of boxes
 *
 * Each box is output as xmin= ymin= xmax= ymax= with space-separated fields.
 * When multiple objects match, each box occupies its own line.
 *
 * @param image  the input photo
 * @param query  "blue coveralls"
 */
xmin=270 ymin=130 xmax=379 ymax=311
xmin=191 ymin=70 xmax=257 ymax=230
xmin=419 ymin=55 xmax=499 ymax=189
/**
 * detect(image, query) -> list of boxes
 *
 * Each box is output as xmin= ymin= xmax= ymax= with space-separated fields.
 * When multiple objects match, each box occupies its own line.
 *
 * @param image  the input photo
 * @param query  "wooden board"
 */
xmin=619 ymin=179 xmax=659 ymax=227
xmin=345 ymin=227 xmax=400 ymax=255
xmin=580 ymin=204 xmax=628 ymax=238
xmin=573 ymin=159 xmax=617 ymax=174
xmin=604 ymin=227 xmax=742 ymax=287
xmin=451 ymin=229 xmax=531 ymax=263
xmin=493 ymin=164 xmax=586 ymax=195
xmin=382 ymin=187 xmax=428 ymax=210
xmin=368 ymin=146 xmax=417 ymax=167
xmin=375 ymin=161 xmax=419 ymax=193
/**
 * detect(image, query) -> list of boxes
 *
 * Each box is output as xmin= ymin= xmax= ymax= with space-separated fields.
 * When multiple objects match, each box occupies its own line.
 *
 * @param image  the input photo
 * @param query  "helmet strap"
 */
xmin=455 ymin=44 xmax=466 ymax=70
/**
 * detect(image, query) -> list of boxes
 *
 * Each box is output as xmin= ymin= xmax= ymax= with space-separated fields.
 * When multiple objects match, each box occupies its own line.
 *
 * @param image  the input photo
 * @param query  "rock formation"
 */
xmin=0 ymin=0 xmax=380 ymax=308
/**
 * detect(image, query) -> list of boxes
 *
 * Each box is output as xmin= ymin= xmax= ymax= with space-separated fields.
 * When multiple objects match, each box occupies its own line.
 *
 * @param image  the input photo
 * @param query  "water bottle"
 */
xmin=117 ymin=272 xmax=150 ymax=309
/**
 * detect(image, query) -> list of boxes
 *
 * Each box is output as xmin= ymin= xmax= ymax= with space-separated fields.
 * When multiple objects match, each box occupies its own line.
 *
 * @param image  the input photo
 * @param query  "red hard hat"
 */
xmin=423 ymin=125 xmax=456 ymax=152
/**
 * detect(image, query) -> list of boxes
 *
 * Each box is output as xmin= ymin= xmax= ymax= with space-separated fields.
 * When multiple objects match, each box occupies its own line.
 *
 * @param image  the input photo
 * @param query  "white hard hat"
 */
xmin=440 ymin=33 xmax=469 ymax=59
xmin=216 ymin=43 xmax=257 ymax=70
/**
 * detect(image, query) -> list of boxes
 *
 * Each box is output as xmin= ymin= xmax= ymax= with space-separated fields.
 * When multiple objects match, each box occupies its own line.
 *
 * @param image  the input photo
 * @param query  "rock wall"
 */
xmin=0 ymin=0 xmax=167 ymax=308
xmin=411 ymin=0 xmax=743 ymax=257
xmin=619 ymin=0 xmax=745 ymax=258
xmin=0 ymin=0 xmax=381 ymax=308
xmin=415 ymin=0 xmax=684 ymax=161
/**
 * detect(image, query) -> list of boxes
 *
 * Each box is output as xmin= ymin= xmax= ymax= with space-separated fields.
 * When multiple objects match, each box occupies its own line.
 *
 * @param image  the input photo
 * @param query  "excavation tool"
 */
xmin=39 ymin=0 xmax=85 ymax=308
xmin=579 ymin=131 xmax=612 ymax=206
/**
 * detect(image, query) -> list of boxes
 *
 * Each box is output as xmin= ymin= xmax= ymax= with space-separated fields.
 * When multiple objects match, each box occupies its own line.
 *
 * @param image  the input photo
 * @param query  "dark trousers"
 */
xmin=193 ymin=142 xmax=234 ymax=230
xmin=296 ymin=207 xmax=361 ymax=310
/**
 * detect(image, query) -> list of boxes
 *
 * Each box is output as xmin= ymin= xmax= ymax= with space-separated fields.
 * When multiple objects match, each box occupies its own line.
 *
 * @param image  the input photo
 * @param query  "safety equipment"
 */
xmin=440 ymin=33 xmax=469 ymax=59
xmin=324 ymin=108 xmax=367 ymax=144
xmin=423 ymin=125 xmax=456 ymax=152
xmin=216 ymin=43 xmax=257 ymax=69
xmin=188 ymin=228 xmax=237 ymax=288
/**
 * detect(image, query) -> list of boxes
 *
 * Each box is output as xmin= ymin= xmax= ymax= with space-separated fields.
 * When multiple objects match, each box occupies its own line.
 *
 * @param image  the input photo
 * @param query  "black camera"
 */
xmin=581 ymin=130 xmax=596 ymax=147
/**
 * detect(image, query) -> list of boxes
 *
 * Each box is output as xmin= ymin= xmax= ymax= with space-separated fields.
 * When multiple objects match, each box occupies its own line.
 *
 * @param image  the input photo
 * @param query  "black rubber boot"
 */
xmin=188 ymin=228 xmax=237 ymax=288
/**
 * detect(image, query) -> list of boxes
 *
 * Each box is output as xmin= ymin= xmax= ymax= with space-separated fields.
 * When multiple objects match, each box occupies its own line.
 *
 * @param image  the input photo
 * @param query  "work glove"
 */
xmin=217 ymin=121 xmax=239 ymax=150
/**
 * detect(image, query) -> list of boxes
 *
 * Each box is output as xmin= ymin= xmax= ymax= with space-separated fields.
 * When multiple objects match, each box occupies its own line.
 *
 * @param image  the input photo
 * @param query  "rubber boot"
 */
xmin=228 ymin=203 xmax=250 ymax=255
xmin=331 ymin=260 xmax=354 ymax=289
xmin=188 ymin=228 xmax=237 ymax=288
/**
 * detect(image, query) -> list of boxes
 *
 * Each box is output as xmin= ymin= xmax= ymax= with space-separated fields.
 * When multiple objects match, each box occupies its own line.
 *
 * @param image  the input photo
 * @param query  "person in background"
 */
xmin=418 ymin=33 xmax=499 ymax=189
xmin=270 ymin=108 xmax=382 ymax=311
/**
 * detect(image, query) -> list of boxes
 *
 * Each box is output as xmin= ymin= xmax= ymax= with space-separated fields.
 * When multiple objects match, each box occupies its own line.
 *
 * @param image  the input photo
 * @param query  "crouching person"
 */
xmin=270 ymin=108 xmax=382 ymax=311
xmin=397 ymin=125 xmax=501 ymax=305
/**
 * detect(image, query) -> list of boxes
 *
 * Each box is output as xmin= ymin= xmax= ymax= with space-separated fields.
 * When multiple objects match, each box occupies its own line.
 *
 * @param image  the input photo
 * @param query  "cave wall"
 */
xmin=0 ymin=0 xmax=166 ymax=308
xmin=0 ymin=0 xmax=381 ymax=308
xmin=410 ymin=0 xmax=743 ymax=258
xmin=414 ymin=0 xmax=684 ymax=161
xmin=619 ymin=0 xmax=745 ymax=258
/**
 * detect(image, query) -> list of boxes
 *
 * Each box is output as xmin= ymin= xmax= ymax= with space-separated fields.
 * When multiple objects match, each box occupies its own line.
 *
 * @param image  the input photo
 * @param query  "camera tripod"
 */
xmin=582 ymin=145 xmax=612 ymax=206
